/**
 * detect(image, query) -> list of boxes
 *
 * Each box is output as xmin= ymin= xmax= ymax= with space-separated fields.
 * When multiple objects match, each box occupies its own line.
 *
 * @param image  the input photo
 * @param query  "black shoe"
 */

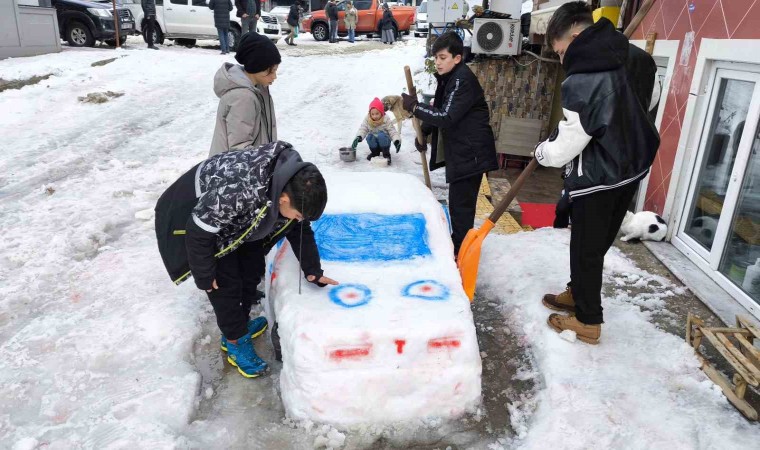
xmin=366 ymin=154 xmax=373 ymax=161
xmin=148 ymin=45 xmax=159 ymax=50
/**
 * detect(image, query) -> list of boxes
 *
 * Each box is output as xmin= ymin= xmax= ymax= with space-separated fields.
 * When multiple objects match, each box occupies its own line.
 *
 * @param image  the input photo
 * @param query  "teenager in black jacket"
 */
xmin=537 ymin=2 xmax=660 ymax=344
xmin=400 ymin=32 xmax=499 ymax=257
xmin=155 ymin=141 xmax=338 ymax=378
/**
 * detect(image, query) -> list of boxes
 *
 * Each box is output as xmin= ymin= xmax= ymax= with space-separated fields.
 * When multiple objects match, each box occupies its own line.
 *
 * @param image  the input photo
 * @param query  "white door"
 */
xmin=164 ymin=0 xmax=193 ymax=34
xmin=673 ymin=66 xmax=760 ymax=315
xmin=189 ymin=0 xmax=217 ymax=37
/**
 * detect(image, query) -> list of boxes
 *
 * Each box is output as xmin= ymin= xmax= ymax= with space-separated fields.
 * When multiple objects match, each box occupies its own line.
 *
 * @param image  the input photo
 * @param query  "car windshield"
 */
xmin=418 ymin=2 xmax=426 ymax=13
xmin=312 ymin=213 xmax=432 ymax=262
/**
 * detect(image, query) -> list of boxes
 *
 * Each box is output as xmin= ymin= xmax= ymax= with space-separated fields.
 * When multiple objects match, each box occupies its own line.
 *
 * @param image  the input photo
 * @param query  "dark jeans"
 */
xmin=242 ymin=16 xmax=257 ymax=34
xmin=449 ymin=174 xmax=482 ymax=256
xmin=145 ymin=16 xmax=156 ymax=47
xmin=348 ymin=27 xmax=355 ymax=42
xmin=329 ymin=20 xmax=338 ymax=42
xmin=217 ymin=27 xmax=229 ymax=52
xmin=570 ymin=182 xmax=639 ymax=325
xmin=207 ymin=241 xmax=266 ymax=340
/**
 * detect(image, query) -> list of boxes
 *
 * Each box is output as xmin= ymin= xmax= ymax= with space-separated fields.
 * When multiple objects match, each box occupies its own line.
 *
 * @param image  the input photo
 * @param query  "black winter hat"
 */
xmin=235 ymin=32 xmax=282 ymax=74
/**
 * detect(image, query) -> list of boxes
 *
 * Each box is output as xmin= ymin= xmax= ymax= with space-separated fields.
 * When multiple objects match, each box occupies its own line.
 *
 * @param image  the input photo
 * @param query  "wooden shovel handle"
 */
xmin=488 ymin=158 xmax=538 ymax=224
xmin=404 ymin=65 xmax=432 ymax=189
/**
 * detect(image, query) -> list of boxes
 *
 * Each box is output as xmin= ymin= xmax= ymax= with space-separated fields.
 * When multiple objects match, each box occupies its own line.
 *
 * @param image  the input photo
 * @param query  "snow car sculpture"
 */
xmin=264 ymin=172 xmax=482 ymax=426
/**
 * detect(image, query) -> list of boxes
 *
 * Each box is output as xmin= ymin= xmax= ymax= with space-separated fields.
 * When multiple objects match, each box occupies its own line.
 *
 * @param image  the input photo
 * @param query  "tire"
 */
xmin=312 ymin=22 xmax=328 ymax=41
xmin=175 ymin=38 xmax=196 ymax=47
xmin=66 ymin=21 xmax=95 ymax=47
xmin=142 ymin=22 xmax=165 ymax=45
xmin=227 ymin=26 xmax=242 ymax=51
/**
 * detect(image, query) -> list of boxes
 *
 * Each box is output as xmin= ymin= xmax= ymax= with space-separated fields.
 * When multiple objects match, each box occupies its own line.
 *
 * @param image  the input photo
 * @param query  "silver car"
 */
xmin=269 ymin=5 xmax=292 ymax=33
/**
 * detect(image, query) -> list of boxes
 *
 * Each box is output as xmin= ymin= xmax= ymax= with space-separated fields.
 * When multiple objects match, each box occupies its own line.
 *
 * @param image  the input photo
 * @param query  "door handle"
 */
xmin=190 ymin=9 xmax=196 ymax=12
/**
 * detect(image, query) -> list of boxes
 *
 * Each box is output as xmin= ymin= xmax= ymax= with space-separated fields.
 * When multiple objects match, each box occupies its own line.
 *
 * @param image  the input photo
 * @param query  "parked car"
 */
xmin=269 ymin=5 xmax=292 ymax=33
xmin=302 ymin=0 xmax=415 ymax=42
xmin=413 ymin=0 xmax=426 ymax=37
xmin=121 ymin=0 xmax=280 ymax=50
xmin=52 ymin=0 xmax=135 ymax=47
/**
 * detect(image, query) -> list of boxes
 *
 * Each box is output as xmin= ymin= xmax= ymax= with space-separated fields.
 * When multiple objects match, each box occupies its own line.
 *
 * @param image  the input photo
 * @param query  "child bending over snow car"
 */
xmin=352 ymin=97 xmax=401 ymax=166
xmin=155 ymin=141 xmax=339 ymax=379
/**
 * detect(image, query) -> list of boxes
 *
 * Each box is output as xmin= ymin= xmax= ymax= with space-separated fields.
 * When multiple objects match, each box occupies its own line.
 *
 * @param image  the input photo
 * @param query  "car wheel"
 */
xmin=142 ymin=22 xmax=165 ymax=45
xmin=312 ymin=22 xmax=328 ymax=41
xmin=175 ymin=38 xmax=196 ymax=47
xmin=66 ymin=21 xmax=95 ymax=47
xmin=228 ymin=26 xmax=242 ymax=51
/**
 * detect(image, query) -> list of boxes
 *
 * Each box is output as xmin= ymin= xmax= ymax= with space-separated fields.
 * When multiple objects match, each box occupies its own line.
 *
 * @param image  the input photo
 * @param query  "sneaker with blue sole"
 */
xmin=226 ymin=332 xmax=268 ymax=378
xmin=221 ymin=317 xmax=268 ymax=352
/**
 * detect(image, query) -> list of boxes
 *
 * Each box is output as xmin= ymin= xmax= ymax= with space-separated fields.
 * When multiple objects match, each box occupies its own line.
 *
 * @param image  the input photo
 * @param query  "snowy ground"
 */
xmin=2 ymin=35 xmax=760 ymax=449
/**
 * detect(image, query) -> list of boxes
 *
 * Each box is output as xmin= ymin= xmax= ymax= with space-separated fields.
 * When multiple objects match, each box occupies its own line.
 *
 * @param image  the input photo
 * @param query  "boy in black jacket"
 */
xmin=536 ymin=2 xmax=659 ymax=344
xmin=400 ymin=32 xmax=499 ymax=257
xmin=155 ymin=141 xmax=338 ymax=378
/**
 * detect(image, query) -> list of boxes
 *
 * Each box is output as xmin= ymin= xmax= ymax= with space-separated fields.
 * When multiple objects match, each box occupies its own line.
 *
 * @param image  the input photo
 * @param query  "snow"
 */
xmin=265 ymin=172 xmax=481 ymax=425
xmin=477 ymin=229 xmax=760 ymax=448
xmin=2 ymin=34 xmax=760 ymax=448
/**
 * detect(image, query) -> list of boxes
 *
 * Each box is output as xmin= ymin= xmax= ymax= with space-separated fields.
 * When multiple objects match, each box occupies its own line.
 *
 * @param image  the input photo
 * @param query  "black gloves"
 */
xmin=394 ymin=140 xmax=401 ymax=153
xmin=401 ymin=93 xmax=418 ymax=113
xmin=352 ymin=136 xmax=362 ymax=149
xmin=415 ymin=138 xmax=427 ymax=152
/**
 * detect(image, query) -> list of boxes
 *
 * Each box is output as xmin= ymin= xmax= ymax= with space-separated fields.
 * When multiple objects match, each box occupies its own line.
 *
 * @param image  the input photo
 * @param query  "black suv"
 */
xmin=52 ymin=0 xmax=135 ymax=47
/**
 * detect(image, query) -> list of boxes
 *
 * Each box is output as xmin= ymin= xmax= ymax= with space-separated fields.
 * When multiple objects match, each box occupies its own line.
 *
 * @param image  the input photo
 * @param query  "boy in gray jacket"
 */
xmin=209 ymin=32 xmax=281 ymax=156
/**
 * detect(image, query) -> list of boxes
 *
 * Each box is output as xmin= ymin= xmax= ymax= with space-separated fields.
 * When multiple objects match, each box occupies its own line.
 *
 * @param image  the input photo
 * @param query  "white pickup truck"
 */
xmin=121 ymin=0 xmax=281 ymax=50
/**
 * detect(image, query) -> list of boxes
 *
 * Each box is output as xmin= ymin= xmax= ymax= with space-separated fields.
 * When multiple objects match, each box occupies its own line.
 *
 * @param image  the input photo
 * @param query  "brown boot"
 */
xmin=542 ymin=287 xmax=575 ymax=312
xmin=547 ymin=314 xmax=601 ymax=345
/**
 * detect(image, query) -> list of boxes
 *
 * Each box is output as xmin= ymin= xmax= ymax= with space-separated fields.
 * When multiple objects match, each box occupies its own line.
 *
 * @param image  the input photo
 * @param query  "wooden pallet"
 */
xmin=686 ymin=313 xmax=760 ymax=420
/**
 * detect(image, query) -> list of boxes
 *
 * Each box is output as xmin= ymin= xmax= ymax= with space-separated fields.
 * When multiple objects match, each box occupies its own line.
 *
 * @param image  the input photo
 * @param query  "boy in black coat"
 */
xmin=536 ymin=2 xmax=659 ymax=344
xmin=155 ymin=141 xmax=339 ymax=378
xmin=400 ymin=32 xmax=499 ymax=257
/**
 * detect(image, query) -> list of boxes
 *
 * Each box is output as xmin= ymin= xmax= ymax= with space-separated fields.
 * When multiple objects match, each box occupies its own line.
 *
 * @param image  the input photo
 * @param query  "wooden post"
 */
xmin=112 ymin=0 xmax=121 ymax=48
xmin=645 ymin=32 xmax=657 ymax=54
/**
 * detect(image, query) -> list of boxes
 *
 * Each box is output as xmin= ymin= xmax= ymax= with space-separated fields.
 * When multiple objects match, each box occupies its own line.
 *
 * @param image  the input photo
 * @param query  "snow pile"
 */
xmin=477 ymin=229 xmax=760 ymax=448
xmin=265 ymin=172 xmax=481 ymax=426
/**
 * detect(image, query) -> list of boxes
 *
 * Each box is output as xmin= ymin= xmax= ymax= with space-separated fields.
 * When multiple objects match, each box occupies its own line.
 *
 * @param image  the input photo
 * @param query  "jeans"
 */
xmin=217 ymin=27 xmax=229 ymax=53
xmin=242 ymin=16 xmax=257 ymax=34
xmin=366 ymin=131 xmax=391 ymax=149
xmin=144 ymin=16 xmax=156 ymax=47
xmin=329 ymin=20 xmax=338 ymax=42
xmin=348 ymin=27 xmax=355 ymax=42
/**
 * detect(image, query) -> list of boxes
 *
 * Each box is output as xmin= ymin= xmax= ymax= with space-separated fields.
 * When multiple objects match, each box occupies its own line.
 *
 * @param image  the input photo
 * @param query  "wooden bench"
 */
xmin=686 ymin=313 xmax=760 ymax=420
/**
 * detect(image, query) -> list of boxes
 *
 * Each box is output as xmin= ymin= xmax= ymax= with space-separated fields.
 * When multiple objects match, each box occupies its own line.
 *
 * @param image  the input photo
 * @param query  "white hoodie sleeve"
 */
xmin=534 ymin=108 xmax=592 ymax=168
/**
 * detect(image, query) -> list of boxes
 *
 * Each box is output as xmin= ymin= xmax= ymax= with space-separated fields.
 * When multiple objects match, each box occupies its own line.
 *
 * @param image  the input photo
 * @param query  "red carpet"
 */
xmin=519 ymin=202 xmax=556 ymax=229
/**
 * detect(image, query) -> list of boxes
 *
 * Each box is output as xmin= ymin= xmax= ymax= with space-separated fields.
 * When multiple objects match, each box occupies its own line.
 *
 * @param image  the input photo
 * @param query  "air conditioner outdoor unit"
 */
xmin=471 ymin=18 xmax=521 ymax=56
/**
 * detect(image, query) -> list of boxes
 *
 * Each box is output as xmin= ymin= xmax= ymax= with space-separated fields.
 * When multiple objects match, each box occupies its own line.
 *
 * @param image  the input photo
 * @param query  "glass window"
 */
xmin=170 ymin=0 xmax=187 ymax=5
xmin=684 ymin=78 xmax=755 ymax=250
xmin=719 ymin=121 xmax=760 ymax=303
xmin=156 ymin=0 xmax=163 ymax=5
xmin=192 ymin=0 xmax=206 ymax=5
xmin=354 ymin=0 xmax=372 ymax=10
xmin=418 ymin=1 xmax=426 ymax=13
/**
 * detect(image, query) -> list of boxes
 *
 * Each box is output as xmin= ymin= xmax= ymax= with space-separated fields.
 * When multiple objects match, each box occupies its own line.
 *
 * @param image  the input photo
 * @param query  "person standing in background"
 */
xmin=345 ymin=1 xmax=358 ymax=43
xmin=285 ymin=0 xmax=301 ymax=45
xmin=235 ymin=0 xmax=261 ymax=34
xmin=326 ymin=0 xmax=339 ymax=43
xmin=141 ymin=0 xmax=159 ymax=50
xmin=209 ymin=0 xmax=234 ymax=54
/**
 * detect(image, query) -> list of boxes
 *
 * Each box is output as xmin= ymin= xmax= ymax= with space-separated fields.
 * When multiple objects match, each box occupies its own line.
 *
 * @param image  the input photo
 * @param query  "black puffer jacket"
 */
xmin=208 ymin=0 xmax=233 ymax=29
xmin=534 ymin=18 xmax=660 ymax=198
xmin=287 ymin=3 xmax=300 ymax=27
xmin=414 ymin=62 xmax=499 ymax=183
xmin=141 ymin=0 xmax=156 ymax=18
xmin=326 ymin=2 xmax=339 ymax=20
xmin=380 ymin=9 xmax=395 ymax=30
xmin=154 ymin=141 xmax=324 ymax=290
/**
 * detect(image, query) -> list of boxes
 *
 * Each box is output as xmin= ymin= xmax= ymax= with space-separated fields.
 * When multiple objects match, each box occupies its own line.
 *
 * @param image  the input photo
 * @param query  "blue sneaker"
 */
xmin=221 ymin=317 xmax=268 ymax=352
xmin=226 ymin=332 xmax=268 ymax=378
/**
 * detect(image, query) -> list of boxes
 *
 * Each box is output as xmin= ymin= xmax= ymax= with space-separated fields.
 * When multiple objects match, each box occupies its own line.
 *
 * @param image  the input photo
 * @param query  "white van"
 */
xmin=122 ymin=0 xmax=280 ymax=50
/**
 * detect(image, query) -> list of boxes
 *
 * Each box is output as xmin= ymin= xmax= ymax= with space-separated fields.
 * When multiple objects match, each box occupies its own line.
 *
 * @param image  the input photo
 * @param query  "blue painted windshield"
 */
xmin=312 ymin=213 xmax=431 ymax=262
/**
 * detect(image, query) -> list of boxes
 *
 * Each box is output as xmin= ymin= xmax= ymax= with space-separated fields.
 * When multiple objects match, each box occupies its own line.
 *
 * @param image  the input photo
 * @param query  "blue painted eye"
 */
xmin=402 ymin=280 xmax=450 ymax=301
xmin=329 ymin=284 xmax=372 ymax=308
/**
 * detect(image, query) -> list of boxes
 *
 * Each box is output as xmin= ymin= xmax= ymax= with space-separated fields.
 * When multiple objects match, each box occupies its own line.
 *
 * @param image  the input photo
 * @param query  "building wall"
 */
xmin=631 ymin=0 xmax=760 ymax=215
xmin=0 ymin=1 xmax=61 ymax=60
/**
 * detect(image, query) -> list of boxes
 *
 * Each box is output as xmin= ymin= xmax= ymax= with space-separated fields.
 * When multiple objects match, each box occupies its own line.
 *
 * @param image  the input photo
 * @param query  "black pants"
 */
xmin=369 ymin=146 xmax=391 ymax=159
xmin=570 ymin=182 xmax=639 ymax=325
xmin=207 ymin=241 xmax=266 ymax=340
xmin=145 ymin=17 xmax=156 ymax=47
xmin=449 ymin=174 xmax=482 ymax=256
